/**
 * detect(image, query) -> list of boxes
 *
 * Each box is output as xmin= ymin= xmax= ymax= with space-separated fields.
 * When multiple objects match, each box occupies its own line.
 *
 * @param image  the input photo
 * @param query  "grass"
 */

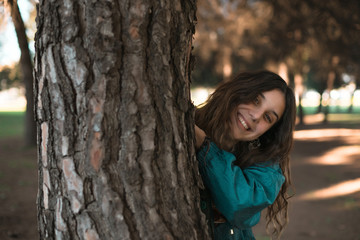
xmin=302 ymin=106 xmax=360 ymax=115
xmin=326 ymin=113 xmax=360 ymax=122
xmin=8 ymin=158 xmax=37 ymax=169
xmin=0 ymin=111 xmax=25 ymax=139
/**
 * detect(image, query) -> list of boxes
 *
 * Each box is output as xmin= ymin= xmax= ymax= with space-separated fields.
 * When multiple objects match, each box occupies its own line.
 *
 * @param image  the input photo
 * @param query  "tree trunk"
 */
xmin=34 ymin=0 xmax=208 ymax=239
xmin=278 ymin=62 xmax=289 ymax=84
xmin=8 ymin=0 xmax=36 ymax=146
xmin=294 ymin=73 xmax=304 ymax=125
xmin=323 ymin=70 xmax=336 ymax=123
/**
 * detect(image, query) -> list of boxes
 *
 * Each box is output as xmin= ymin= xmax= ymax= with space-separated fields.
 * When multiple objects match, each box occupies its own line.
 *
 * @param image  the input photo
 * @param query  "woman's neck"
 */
xmin=220 ymin=137 xmax=237 ymax=152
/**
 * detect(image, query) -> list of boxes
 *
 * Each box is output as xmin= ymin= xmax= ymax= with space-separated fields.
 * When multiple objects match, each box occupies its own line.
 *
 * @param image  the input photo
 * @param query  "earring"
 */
xmin=248 ymin=138 xmax=261 ymax=150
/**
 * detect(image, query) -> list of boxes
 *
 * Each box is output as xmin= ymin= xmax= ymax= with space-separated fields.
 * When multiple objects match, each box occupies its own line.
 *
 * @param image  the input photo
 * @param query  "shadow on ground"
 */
xmin=0 ymin=120 xmax=359 ymax=240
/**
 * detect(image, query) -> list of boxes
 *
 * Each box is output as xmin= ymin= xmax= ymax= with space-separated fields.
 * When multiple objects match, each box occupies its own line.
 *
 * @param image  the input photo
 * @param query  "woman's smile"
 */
xmin=236 ymin=113 xmax=250 ymax=130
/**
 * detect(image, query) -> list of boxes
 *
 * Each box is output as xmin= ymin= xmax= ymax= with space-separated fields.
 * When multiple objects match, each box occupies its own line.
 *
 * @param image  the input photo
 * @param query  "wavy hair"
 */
xmin=195 ymin=70 xmax=296 ymax=238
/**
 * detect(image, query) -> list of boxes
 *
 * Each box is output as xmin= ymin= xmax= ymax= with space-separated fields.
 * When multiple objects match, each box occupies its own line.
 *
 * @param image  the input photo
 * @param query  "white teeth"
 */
xmin=238 ymin=115 xmax=249 ymax=130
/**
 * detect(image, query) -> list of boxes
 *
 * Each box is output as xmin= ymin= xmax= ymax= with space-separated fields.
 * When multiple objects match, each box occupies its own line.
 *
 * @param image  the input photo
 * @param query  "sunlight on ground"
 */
xmin=299 ymin=113 xmax=325 ymax=124
xmin=298 ymin=178 xmax=360 ymax=200
xmin=295 ymin=128 xmax=360 ymax=201
xmin=294 ymin=128 xmax=360 ymax=140
xmin=308 ymin=146 xmax=359 ymax=165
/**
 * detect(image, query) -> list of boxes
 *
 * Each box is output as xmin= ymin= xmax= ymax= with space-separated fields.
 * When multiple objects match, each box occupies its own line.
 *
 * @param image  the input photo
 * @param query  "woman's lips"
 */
xmin=237 ymin=113 xmax=249 ymax=130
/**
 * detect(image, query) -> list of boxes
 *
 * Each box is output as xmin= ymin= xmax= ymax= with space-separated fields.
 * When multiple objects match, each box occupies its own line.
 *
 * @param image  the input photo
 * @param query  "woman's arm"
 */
xmin=195 ymin=124 xmax=206 ymax=149
xmin=197 ymin=140 xmax=285 ymax=229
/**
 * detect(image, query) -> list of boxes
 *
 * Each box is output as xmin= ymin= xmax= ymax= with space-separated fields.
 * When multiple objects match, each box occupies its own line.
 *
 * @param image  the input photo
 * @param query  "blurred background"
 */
xmin=0 ymin=0 xmax=359 ymax=239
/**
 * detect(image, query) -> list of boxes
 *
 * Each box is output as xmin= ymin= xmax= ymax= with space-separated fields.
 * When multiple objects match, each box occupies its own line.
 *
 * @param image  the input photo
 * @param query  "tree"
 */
xmin=193 ymin=0 xmax=275 ymax=84
xmin=302 ymin=0 xmax=360 ymax=120
xmin=34 ymin=0 xmax=209 ymax=239
xmin=3 ymin=0 xmax=36 ymax=145
xmin=0 ymin=64 xmax=22 ymax=89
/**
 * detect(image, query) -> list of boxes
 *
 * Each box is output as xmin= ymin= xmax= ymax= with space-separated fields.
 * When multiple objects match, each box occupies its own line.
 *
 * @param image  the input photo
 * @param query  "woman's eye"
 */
xmin=254 ymin=96 xmax=260 ymax=105
xmin=265 ymin=114 xmax=272 ymax=123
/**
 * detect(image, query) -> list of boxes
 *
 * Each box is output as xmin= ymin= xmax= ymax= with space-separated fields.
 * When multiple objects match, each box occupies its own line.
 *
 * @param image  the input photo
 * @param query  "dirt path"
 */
xmin=0 ymin=122 xmax=359 ymax=239
xmin=254 ymin=122 xmax=360 ymax=240
xmin=0 ymin=138 xmax=38 ymax=240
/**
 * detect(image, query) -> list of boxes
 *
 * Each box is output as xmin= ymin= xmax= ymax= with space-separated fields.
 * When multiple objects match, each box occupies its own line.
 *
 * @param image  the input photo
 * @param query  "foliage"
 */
xmin=192 ymin=51 xmax=223 ymax=87
xmin=193 ymin=0 xmax=360 ymax=90
xmin=0 ymin=0 xmax=37 ymax=64
xmin=0 ymin=63 xmax=22 ymax=90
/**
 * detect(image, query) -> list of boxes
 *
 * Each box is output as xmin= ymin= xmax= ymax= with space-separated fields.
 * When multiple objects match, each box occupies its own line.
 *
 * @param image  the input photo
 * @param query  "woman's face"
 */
xmin=229 ymin=89 xmax=285 ymax=142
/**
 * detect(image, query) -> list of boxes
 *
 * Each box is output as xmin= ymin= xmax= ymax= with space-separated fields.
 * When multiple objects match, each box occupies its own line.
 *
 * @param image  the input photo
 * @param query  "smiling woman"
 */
xmin=194 ymin=70 xmax=297 ymax=239
xmin=229 ymin=89 xmax=286 ymax=144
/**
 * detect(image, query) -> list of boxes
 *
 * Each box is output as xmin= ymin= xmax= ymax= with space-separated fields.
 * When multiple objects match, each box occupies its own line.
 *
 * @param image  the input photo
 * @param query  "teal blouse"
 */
xmin=197 ymin=141 xmax=285 ymax=239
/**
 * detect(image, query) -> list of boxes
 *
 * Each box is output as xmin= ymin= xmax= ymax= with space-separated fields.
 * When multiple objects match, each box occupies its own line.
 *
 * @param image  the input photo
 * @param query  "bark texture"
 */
xmin=8 ymin=0 xmax=36 ymax=146
xmin=34 ymin=0 xmax=208 ymax=239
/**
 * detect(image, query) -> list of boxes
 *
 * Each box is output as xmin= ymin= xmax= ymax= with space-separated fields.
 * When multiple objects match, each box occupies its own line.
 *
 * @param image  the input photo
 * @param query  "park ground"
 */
xmin=0 ymin=112 xmax=359 ymax=240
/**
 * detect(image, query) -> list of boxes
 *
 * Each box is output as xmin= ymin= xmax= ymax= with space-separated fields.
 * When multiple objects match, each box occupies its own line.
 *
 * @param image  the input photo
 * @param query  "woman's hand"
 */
xmin=195 ymin=125 xmax=206 ymax=149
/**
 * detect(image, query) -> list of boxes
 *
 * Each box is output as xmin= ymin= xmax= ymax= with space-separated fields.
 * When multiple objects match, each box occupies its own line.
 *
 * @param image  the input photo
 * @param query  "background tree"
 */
xmin=193 ymin=0 xmax=360 ymax=124
xmin=0 ymin=63 xmax=22 ymax=89
xmin=303 ymin=0 xmax=360 ymax=120
xmin=34 ymin=0 xmax=209 ymax=239
xmin=2 ymin=0 xmax=36 ymax=145
xmin=193 ymin=0 xmax=274 ymax=84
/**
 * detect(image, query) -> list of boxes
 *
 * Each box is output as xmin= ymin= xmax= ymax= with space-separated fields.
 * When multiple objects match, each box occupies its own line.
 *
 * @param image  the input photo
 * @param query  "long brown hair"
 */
xmin=195 ymin=70 xmax=296 ymax=238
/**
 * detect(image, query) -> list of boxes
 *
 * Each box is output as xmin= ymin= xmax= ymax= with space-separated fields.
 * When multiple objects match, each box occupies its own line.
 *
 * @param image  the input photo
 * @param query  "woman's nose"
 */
xmin=250 ymin=109 xmax=263 ymax=122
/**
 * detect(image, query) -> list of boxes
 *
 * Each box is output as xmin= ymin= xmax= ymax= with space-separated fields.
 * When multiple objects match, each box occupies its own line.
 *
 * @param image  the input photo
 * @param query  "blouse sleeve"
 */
xmin=197 ymin=141 xmax=285 ymax=229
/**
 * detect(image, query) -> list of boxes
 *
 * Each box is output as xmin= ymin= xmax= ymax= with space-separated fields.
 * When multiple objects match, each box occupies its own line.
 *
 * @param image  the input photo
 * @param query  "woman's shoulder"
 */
xmin=253 ymin=159 xmax=281 ymax=168
xmin=197 ymin=139 xmax=235 ymax=159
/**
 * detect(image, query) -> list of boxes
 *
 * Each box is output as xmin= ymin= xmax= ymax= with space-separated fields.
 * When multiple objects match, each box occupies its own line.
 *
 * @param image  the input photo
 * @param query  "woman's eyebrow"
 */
xmin=259 ymin=93 xmax=280 ymax=121
xmin=272 ymin=111 xmax=280 ymax=121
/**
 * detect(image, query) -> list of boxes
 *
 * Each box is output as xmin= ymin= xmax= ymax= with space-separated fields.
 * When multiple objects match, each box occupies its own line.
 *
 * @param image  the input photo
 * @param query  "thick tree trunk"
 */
xmin=34 ymin=0 xmax=208 ymax=239
xmin=8 ymin=0 xmax=36 ymax=146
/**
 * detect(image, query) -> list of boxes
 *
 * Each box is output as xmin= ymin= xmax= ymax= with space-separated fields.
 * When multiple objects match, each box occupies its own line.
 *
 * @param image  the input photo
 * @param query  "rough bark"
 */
xmin=8 ymin=0 xmax=36 ymax=146
xmin=34 ymin=0 xmax=208 ymax=239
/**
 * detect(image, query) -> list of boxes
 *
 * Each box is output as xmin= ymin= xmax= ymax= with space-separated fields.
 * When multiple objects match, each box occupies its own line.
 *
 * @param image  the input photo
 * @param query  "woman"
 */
xmin=195 ymin=70 xmax=296 ymax=239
